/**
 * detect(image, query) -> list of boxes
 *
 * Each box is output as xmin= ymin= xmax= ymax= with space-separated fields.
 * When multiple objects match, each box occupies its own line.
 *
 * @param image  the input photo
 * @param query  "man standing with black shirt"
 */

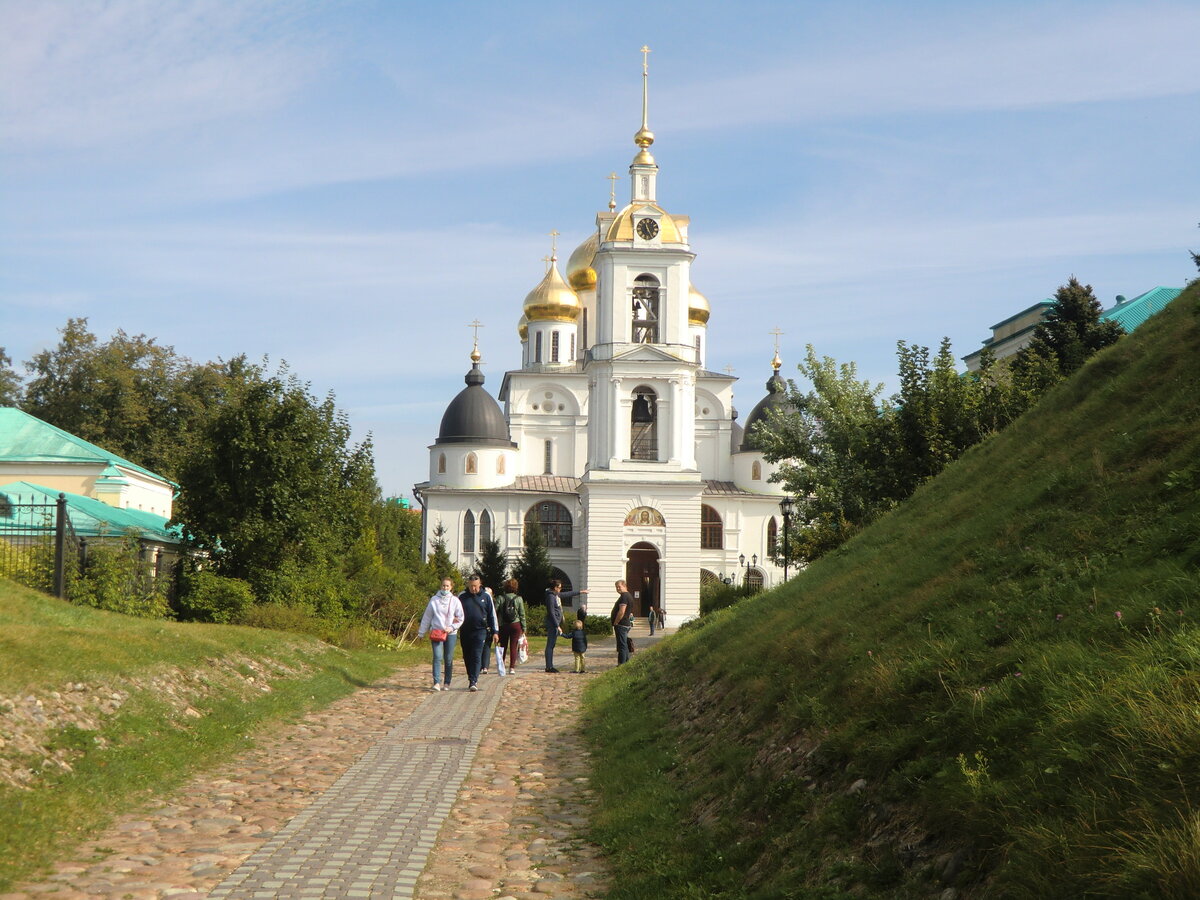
xmin=459 ymin=574 xmax=499 ymax=691
xmin=611 ymin=580 xmax=634 ymax=665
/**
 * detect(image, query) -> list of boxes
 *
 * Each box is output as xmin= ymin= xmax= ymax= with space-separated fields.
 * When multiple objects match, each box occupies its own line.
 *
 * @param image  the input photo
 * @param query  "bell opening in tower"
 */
xmin=631 ymin=387 xmax=659 ymax=461
xmin=632 ymin=274 xmax=660 ymax=343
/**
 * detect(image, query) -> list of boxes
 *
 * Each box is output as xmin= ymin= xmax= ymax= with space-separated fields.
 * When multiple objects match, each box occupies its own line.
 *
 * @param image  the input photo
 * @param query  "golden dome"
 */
xmin=518 ymin=314 xmax=528 ymax=341
xmin=523 ymin=259 xmax=581 ymax=323
xmin=566 ymin=232 xmax=598 ymax=292
xmin=605 ymin=203 xmax=681 ymax=243
xmin=688 ymin=284 xmax=711 ymax=326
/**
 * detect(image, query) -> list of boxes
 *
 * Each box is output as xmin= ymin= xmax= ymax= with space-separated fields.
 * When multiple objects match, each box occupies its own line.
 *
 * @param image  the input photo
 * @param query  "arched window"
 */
xmin=570 ymin=332 xmax=576 ymax=361
xmin=497 ymin=455 xmax=506 ymax=475
xmin=631 ymin=385 xmax=658 ymax=461
xmin=582 ymin=309 xmax=588 ymax=349
xmin=701 ymin=505 xmax=723 ymax=550
xmin=535 ymin=332 xmax=544 ymax=363
xmin=479 ymin=510 xmax=492 ymax=545
xmin=632 ymin=274 xmax=660 ymax=343
xmin=700 ymin=569 xmax=720 ymax=587
xmin=752 ymin=460 xmax=762 ymax=481
xmin=551 ymin=330 xmax=560 ymax=362
xmin=694 ymin=334 xmax=702 ymax=361
xmin=550 ymin=567 xmax=573 ymax=595
xmin=462 ymin=510 xmax=476 ymax=554
xmin=437 ymin=453 xmax=446 ymax=474
xmin=746 ymin=568 xmax=764 ymax=592
xmin=525 ymin=500 xmax=573 ymax=548
xmin=767 ymin=517 xmax=778 ymax=556
xmin=465 ymin=452 xmax=478 ymax=474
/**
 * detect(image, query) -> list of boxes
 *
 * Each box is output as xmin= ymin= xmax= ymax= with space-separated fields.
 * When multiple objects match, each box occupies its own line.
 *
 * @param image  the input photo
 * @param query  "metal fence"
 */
xmin=0 ymin=493 xmax=80 ymax=598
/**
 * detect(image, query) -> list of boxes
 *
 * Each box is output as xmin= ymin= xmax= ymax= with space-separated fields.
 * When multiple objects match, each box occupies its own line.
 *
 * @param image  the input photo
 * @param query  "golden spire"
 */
xmin=770 ymin=326 xmax=784 ymax=370
xmin=548 ymin=229 xmax=560 ymax=263
xmin=469 ymin=319 xmax=484 ymax=363
xmin=633 ymin=45 xmax=655 ymax=163
xmin=607 ymin=172 xmax=619 ymax=211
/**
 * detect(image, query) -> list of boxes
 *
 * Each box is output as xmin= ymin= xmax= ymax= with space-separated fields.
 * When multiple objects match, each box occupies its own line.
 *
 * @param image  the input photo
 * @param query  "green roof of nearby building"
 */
xmin=0 ymin=480 xmax=181 ymax=543
xmin=1101 ymin=286 xmax=1184 ymax=334
xmin=0 ymin=408 xmax=175 ymax=487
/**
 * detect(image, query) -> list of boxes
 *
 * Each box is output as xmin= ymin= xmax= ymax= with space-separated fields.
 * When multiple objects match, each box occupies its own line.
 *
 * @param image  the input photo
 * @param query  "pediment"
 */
xmin=612 ymin=344 xmax=685 ymax=364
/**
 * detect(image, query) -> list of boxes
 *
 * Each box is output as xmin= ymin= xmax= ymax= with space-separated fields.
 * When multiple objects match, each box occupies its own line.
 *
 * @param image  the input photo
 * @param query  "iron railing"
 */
xmin=0 ymin=492 xmax=80 ymax=598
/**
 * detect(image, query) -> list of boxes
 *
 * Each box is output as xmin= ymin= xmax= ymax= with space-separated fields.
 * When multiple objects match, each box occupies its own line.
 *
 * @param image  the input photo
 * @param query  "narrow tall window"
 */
xmin=544 ymin=439 xmax=553 ymax=475
xmin=438 ymin=453 xmax=446 ymax=474
xmin=465 ymin=452 xmax=478 ymax=474
xmin=752 ymin=460 xmax=762 ymax=481
xmin=551 ymin=331 xmax=560 ymax=362
xmin=497 ymin=455 xmax=506 ymax=475
xmin=630 ymin=386 xmax=658 ymax=460
xmin=700 ymin=505 xmax=723 ymax=550
xmin=570 ymin=333 xmax=576 ymax=360
xmin=535 ymin=332 xmax=543 ymax=363
xmin=694 ymin=335 xmax=702 ymax=361
xmin=582 ymin=309 xmax=588 ymax=349
xmin=632 ymin=275 xmax=660 ymax=343
xmin=767 ymin=517 xmax=778 ymax=556
xmin=463 ymin=510 xmax=476 ymax=553
xmin=480 ymin=510 xmax=492 ymax=544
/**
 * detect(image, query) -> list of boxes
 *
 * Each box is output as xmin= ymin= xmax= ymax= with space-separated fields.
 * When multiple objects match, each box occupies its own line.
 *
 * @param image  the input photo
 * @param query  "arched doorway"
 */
xmin=625 ymin=541 xmax=660 ymax=618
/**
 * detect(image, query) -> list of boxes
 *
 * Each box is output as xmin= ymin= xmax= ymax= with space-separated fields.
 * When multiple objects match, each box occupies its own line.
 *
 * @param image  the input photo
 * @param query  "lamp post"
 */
xmin=738 ymin=553 xmax=745 ymax=588
xmin=779 ymin=495 xmax=795 ymax=582
xmin=739 ymin=553 xmax=757 ymax=590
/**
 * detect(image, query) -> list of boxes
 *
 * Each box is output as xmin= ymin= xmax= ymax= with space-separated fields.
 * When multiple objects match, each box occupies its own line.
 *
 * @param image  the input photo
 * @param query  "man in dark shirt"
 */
xmin=458 ymin=574 xmax=499 ymax=691
xmin=611 ymin=580 xmax=634 ymax=665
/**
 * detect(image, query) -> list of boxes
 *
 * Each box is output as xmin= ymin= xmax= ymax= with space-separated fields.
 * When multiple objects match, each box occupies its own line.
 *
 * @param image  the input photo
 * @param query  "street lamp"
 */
xmin=739 ymin=553 xmax=757 ymax=589
xmin=779 ymin=495 xmax=795 ymax=582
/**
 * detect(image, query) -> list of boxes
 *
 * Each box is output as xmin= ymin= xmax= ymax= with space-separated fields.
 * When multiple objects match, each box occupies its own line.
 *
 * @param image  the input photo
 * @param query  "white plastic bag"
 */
xmin=517 ymin=634 xmax=529 ymax=663
xmin=494 ymin=645 xmax=507 ymax=676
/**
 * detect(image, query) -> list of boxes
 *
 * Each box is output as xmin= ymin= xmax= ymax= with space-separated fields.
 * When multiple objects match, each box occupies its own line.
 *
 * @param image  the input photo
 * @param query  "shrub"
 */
xmin=175 ymin=570 xmax=255 ymax=624
xmin=70 ymin=536 xmax=169 ymax=618
xmin=700 ymin=581 xmax=749 ymax=615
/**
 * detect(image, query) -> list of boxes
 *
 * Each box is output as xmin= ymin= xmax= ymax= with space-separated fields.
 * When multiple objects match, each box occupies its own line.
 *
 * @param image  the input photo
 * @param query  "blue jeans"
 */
xmin=460 ymin=628 xmax=488 ymax=686
xmin=545 ymin=620 xmax=559 ymax=669
xmin=615 ymin=624 xmax=632 ymax=665
xmin=432 ymin=632 xmax=458 ymax=685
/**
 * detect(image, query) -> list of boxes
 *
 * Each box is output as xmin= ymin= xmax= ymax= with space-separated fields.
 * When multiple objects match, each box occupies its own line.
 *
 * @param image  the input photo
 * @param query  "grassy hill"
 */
xmin=0 ymin=578 xmax=417 ymax=890
xmin=586 ymin=282 xmax=1200 ymax=898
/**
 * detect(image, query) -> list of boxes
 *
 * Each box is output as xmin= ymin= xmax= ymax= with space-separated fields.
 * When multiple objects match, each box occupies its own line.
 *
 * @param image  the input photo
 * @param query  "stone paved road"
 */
xmin=3 ymin=622 xmax=664 ymax=900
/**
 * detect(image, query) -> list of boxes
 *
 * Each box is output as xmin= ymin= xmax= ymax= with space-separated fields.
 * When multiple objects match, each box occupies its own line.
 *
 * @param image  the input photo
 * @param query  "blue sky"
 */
xmin=3 ymin=0 xmax=1198 ymax=497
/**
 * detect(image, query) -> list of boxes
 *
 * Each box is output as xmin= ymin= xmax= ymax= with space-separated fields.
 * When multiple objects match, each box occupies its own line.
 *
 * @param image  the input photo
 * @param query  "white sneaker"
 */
xmin=431 ymin=683 xmax=441 ymax=692
xmin=469 ymin=684 xmax=478 ymax=692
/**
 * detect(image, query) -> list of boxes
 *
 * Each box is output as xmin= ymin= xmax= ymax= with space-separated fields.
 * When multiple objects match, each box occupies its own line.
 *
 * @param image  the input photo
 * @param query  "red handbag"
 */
xmin=430 ymin=628 xmax=448 ymax=643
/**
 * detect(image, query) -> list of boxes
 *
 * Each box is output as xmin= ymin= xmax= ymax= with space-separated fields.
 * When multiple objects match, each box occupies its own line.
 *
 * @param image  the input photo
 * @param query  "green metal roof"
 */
xmin=0 ymin=480 xmax=181 ymax=543
xmin=1101 ymin=286 xmax=1183 ymax=334
xmin=0 ymin=408 xmax=175 ymax=487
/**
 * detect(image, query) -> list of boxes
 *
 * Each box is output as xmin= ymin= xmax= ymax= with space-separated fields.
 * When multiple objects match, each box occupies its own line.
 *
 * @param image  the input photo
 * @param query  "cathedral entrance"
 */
xmin=625 ymin=541 xmax=660 ymax=618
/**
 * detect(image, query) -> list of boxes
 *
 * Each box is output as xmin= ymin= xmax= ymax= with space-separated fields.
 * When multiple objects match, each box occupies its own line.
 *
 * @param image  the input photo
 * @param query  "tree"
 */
xmin=1017 ymin=277 xmax=1122 ymax=378
xmin=512 ymin=521 xmax=553 ymax=607
xmin=477 ymin=537 xmax=508 ymax=595
xmin=0 ymin=347 xmax=20 ymax=406
xmin=171 ymin=361 xmax=372 ymax=602
xmin=426 ymin=521 xmax=457 ymax=584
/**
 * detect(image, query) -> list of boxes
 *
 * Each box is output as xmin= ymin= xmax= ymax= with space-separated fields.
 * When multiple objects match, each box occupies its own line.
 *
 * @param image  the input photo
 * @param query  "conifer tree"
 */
xmin=1019 ymin=277 xmax=1122 ymax=377
xmin=478 ymin=537 xmax=508 ymax=595
xmin=426 ymin=522 xmax=457 ymax=583
xmin=512 ymin=521 xmax=553 ymax=608
xmin=0 ymin=347 xmax=20 ymax=406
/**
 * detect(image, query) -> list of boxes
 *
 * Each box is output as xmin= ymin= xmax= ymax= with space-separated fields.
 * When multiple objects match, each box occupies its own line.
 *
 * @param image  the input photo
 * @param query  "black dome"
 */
xmin=436 ymin=363 xmax=514 ymax=446
xmin=740 ymin=371 xmax=790 ymax=452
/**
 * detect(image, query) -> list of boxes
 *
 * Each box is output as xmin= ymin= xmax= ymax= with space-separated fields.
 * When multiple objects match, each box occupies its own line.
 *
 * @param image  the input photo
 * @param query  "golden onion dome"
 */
xmin=517 ymin=314 xmax=528 ymax=341
xmin=566 ymin=232 xmax=598 ymax=292
xmin=688 ymin=283 xmax=711 ymax=326
xmin=605 ymin=203 xmax=681 ymax=243
xmin=523 ymin=259 xmax=581 ymax=323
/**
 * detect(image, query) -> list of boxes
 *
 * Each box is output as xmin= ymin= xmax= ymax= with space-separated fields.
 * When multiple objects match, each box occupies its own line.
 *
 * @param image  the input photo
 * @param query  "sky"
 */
xmin=2 ymin=0 xmax=1198 ymax=498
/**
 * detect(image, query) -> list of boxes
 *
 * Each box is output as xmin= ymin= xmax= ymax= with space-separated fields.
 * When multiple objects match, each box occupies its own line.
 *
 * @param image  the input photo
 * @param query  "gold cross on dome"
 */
xmin=469 ymin=319 xmax=484 ymax=342
xmin=541 ymin=254 xmax=551 ymax=273
xmin=548 ymin=229 xmax=560 ymax=260
xmin=724 ymin=365 xmax=736 ymax=377
xmin=770 ymin=326 xmax=784 ymax=354
xmin=607 ymin=172 xmax=619 ymax=210
xmin=641 ymin=45 xmax=651 ymax=75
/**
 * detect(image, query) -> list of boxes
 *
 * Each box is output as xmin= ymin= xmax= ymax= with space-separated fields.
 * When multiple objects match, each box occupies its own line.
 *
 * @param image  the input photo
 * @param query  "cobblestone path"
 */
xmin=4 ymin=623 xmax=663 ymax=900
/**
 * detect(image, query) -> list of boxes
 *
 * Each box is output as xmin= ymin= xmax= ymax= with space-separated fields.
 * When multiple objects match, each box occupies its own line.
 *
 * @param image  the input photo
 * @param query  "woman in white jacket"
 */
xmin=418 ymin=578 xmax=465 ymax=691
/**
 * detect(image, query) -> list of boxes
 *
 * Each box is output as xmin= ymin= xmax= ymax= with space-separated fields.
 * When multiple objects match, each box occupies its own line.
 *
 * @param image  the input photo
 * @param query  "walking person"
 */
xmin=648 ymin=604 xmax=657 ymax=636
xmin=496 ymin=578 xmax=527 ymax=673
xmin=458 ymin=574 xmax=499 ymax=692
xmin=417 ymin=578 xmax=465 ymax=691
xmin=611 ymin=580 xmax=634 ymax=665
xmin=571 ymin=618 xmax=589 ymax=673
xmin=544 ymin=579 xmax=588 ymax=673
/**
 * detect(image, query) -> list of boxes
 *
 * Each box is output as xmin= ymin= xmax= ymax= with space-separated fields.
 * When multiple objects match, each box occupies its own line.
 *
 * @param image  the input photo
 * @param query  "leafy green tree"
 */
xmin=512 ymin=521 xmax=553 ymax=608
xmin=0 ymin=347 xmax=21 ymax=406
xmin=478 ymin=537 xmax=508 ymax=595
xmin=171 ymin=361 xmax=372 ymax=602
xmin=1017 ymin=277 xmax=1122 ymax=378
xmin=375 ymin=499 xmax=423 ymax=573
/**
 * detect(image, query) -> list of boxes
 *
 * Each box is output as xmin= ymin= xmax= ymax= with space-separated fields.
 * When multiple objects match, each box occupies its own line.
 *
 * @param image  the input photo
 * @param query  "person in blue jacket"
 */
xmin=544 ymin=579 xmax=587 ymax=673
xmin=458 ymin=574 xmax=499 ymax=691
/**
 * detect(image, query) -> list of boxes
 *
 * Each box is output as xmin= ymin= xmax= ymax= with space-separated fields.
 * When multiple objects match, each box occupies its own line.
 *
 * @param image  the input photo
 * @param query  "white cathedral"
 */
xmin=414 ymin=55 xmax=792 ymax=626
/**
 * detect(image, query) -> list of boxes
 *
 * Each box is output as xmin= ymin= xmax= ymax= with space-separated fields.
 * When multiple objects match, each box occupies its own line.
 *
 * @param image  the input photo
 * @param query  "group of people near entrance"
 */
xmin=416 ymin=575 xmax=643 ymax=691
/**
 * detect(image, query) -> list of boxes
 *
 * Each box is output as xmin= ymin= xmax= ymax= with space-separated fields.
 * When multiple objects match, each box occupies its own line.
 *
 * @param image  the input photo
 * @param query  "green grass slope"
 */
xmin=0 ymin=578 xmax=419 ymax=890
xmin=586 ymin=283 xmax=1200 ymax=899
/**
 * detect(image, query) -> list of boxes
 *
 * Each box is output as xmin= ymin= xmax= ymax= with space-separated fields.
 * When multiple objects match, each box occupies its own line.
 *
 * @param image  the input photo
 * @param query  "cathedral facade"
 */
xmin=414 ymin=61 xmax=791 ymax=625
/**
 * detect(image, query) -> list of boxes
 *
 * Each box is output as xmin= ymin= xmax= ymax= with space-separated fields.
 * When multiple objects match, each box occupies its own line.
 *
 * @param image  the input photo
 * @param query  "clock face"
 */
xmin=636 ymin=218 xmax=660 ymax=240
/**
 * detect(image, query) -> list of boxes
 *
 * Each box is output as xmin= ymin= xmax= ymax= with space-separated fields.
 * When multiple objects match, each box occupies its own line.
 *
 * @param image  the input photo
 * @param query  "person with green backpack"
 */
xmin=497 ymin=578 xmax=528 ymax=673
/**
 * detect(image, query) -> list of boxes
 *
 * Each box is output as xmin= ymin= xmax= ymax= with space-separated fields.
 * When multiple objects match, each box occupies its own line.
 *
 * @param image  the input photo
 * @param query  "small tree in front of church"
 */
xmin=512 ymin=522 xmax=553 ymax=609
xmin=478 ymin=537 xmax=508 ymax=595
xmin=426 ymin=521 xmax=457 ymax=587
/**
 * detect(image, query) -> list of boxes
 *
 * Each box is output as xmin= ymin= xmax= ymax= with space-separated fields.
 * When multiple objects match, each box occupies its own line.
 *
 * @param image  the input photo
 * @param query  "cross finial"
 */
xmin=548 ymin=229 xmax=559 ymax=262
xmin=770 ymin=326 xmax=784 ymax=371
xmin=607 ymin=172 xmax=619 ymax=211
xmin=468 ymin=319 xmax=484 ymax=362
xmin=724 ymin=364 xmax=736 ymax=377
xmin=641 ymin=45 xmax=651 ymax=75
